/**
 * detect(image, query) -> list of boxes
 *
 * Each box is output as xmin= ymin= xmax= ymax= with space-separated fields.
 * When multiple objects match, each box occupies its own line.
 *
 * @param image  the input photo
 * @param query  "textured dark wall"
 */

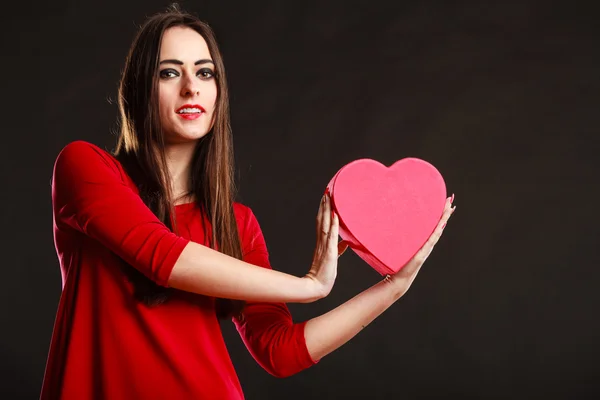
xmin=1 ymin=1 xmax=598 ymax=398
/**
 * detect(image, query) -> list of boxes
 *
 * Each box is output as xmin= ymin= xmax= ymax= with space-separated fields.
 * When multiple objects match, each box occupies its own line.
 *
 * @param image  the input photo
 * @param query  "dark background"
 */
xmin=1 ymin=0 xmax=599 ymax=398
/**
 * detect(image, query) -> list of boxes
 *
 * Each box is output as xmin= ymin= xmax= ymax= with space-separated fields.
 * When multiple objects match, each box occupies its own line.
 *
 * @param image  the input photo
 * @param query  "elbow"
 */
xmin=240 ymin=317 xmax=317 ymax=379
xmin=270 ymin=371 xmax=297 ymax=379
xmin=259 ymin=337 xmax=316 ymax=378
xmin=254 ymin=340 xmax=313 ymax=378
xmin=263 ymin=363 xmax=305 ymax=379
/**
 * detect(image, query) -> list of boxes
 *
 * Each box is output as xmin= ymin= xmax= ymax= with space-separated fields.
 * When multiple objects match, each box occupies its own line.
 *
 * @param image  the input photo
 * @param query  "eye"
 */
xmin=197 ymin=68 xmax=215 ymax=80
xmin=159 ymin=68 xmax=179 ymax=79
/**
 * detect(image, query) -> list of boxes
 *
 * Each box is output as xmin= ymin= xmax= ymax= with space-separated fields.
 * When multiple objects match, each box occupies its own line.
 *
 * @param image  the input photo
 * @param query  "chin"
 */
xmin=163 ymin=132 xmax=205 ymax=146
xmin=188 ymin=129 xmax=211 ymax=140
xmin=170 ymin=125 xmax=211 ymax=140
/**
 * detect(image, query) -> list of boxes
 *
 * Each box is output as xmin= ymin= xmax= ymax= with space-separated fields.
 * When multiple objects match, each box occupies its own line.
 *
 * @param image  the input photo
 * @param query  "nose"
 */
xmin=180 ymin=74 xmax=200 ymax=97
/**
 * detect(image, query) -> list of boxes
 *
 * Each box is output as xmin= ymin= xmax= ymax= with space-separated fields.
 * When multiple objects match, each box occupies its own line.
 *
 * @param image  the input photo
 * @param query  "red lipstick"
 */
xmin=175 ymin=104 xmax=206 ymax=120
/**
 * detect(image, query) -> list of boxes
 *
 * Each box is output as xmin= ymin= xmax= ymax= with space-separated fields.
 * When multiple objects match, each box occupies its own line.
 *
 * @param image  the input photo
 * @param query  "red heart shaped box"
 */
xmin=326 ymin=158 xmax=447 ymax=275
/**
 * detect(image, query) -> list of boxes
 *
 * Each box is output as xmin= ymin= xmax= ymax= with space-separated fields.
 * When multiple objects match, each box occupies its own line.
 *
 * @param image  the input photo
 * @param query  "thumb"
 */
xmin=338 ymin=240 xmax=349 ymax=257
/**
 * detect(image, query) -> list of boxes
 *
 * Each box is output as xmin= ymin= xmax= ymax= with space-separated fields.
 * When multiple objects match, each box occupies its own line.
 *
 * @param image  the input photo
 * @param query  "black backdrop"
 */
xmin=1 ymin=0 xmax=599 ymax=399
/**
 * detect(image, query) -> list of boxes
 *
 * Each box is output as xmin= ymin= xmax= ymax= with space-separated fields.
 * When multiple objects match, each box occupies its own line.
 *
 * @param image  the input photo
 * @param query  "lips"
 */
xmin=176 ymin=104 xmax=206 ymax=113
xmin=176 ymin=104 xmax=206 ymax=120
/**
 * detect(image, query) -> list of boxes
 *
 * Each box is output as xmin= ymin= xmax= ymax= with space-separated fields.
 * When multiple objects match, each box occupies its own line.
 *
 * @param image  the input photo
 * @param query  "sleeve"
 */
xmin=232 ymin=205 xmax=318 ymax=378
xmin=52 ymin=141 xmax=190 ymax=286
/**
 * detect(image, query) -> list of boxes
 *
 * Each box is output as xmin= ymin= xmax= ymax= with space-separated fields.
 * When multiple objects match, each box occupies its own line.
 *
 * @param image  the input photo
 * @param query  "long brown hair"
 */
xmin=113 ymin=4 xmax=244 ymax=319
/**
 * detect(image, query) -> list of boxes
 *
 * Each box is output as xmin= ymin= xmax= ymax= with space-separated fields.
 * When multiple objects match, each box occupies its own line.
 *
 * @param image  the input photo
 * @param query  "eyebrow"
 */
xmin=159 ymin=59 xmax=214 ymax=66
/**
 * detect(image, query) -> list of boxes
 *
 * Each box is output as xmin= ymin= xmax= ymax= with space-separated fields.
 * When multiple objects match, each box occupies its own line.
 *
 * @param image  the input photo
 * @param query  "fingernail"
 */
xmin=451 ymin=193 xmax=455 ymax=203
xmin=442 ymin=223 xmax=446 ymax=229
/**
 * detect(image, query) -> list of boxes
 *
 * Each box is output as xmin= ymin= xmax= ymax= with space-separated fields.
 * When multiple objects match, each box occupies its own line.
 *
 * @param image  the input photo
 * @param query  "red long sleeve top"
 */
xmin=40 ymin=141 xmax=316 ymax=400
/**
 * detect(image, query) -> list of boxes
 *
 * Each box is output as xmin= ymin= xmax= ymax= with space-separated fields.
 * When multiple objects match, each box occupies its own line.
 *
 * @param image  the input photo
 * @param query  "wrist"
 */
xmin=384 ymin=274 xmax=408 ymax=300
xmin=299 ymin=275 xmax=326 ymax=303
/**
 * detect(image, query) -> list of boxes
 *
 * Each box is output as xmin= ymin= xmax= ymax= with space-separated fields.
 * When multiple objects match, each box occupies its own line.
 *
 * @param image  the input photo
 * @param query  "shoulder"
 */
xmin=52 ymin=141 xmax=136 ymax=194
xmin=233 ymin=201 xmax=255 ymax=225
xmin=233 ymin=202 xmax=268 ymax=255
xmin=53 ymin=141 xmax=130 ymax=182
xmin=55 ymin=141 xmax=118 ymax=168
xmin=233 ymin=202 xmax=264 ymax=235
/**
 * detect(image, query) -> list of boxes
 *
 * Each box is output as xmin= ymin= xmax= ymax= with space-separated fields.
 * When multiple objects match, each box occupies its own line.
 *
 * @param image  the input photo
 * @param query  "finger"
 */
xmin=444 ymin=196 xmax=452 ymax=211
xmin=426 ymin=202 xmax=454 ymax=248
xmin=316 ymin=195 xmax=325 ymax=237
xmin=403 ymin=199 xmax=455 ymax=273
xmin=328 ymin=212 xmax=340 ymax=252
xmin=329 ymin=211 xmax=339 ymax=238
xmin=417 ymin=202 xmax=454 ymax=258
xmin=437 ymin=200 xmax=451 ymax=229
xmin=431 ymin=209 xmax=451 ymax=242
xmin=321 ymin=194 xmax=332 ymax=236
xmin=440 ymin=202 xmax=453 ymax=225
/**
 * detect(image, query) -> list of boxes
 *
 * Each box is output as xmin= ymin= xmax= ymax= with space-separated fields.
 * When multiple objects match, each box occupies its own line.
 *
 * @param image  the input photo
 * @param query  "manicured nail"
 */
xmin=451 ymin=193 xmax=455 ymax=203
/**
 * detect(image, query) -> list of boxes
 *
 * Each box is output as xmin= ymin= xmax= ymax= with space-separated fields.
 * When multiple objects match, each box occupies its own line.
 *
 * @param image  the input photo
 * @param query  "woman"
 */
xmin=41 ymin=5 xmax=455 ymax=400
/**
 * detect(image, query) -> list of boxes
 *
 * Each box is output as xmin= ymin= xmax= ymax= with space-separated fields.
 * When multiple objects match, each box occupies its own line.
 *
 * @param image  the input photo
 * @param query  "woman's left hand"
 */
xmin=387 ymin=195 xmax=456 ymax=297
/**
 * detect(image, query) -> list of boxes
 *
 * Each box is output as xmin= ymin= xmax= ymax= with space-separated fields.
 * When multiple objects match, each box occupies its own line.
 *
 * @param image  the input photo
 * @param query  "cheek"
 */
xmin=158 ymin=83 xmax=175 ymax=110
xmin=205 ymin=83 xmax=218 ymax=111
xmin=158 ymin=89 xmax=168 ymax=118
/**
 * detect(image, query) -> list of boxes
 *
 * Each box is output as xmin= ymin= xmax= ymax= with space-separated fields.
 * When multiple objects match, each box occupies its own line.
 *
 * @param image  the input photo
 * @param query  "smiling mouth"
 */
xmin=177 ymin=108 xmax=203 ymax=114
xmin=176 ymin=104 xmax=206 ymax=114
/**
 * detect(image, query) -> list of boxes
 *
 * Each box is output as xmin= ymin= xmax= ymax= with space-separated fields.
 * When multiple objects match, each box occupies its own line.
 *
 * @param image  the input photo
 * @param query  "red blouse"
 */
xmin=40 ymin=141 xmax=316 ymax=399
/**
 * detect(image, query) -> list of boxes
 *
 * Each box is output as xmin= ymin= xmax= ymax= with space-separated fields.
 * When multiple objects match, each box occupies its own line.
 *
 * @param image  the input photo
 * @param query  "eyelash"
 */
xmin=159 ymin=68 xmax=215 ymax=80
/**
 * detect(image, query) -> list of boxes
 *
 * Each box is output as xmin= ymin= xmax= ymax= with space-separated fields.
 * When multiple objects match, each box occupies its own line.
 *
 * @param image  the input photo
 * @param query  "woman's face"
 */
xmin=158 ymin=26 xmax=218 ymax=144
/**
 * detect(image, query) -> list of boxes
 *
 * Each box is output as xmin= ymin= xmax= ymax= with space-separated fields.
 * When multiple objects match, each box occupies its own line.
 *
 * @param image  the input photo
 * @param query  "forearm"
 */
xmin=169 ymin=241 xmax=321 ymax=303
xmin=304 ymin=278 xmax=402 ymax=360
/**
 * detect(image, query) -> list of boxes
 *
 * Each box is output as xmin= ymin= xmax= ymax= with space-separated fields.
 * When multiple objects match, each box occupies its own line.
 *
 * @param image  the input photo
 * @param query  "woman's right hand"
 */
xmin=303 ymin=194 xmax=344 ymax=300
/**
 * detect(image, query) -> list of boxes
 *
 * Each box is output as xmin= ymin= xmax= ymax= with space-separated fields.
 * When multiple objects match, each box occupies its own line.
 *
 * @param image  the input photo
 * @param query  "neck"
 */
xmin=164 ymin=141 xmax=197 ymax=205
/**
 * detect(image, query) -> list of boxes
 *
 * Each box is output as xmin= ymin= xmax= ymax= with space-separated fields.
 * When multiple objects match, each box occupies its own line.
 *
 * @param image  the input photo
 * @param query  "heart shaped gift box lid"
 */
xmin=326 ymin=158 xmax=447 ymax=275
